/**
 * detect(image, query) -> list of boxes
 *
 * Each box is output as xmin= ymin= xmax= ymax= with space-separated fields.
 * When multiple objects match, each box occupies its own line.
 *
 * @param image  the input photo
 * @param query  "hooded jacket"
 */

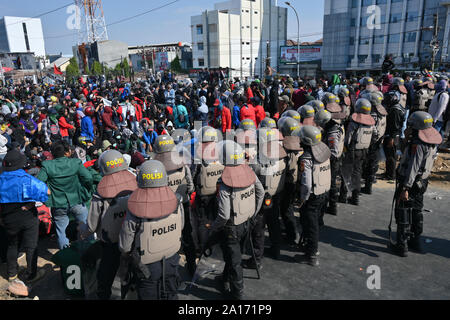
xmin=0 ymin=169 xmax=48 ymax=204
xmin=81 ymin=115 xmax=95 ymax=141
xmin=101 ymin=106 xmax=117 ymax=131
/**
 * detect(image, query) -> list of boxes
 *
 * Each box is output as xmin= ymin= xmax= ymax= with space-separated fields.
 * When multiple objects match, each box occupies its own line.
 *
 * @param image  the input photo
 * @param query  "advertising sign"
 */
xmin=280 ymin=45 xmax=322 ymax=64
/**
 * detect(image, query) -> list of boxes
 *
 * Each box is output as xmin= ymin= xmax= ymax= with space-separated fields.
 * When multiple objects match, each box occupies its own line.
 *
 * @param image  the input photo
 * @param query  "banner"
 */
xmin=280 ymin=45 xmax=322 ymax=64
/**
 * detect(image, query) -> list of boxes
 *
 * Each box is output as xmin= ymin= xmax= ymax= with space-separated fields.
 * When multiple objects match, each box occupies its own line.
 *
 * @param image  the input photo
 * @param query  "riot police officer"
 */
xmin=391 ymin=111 xmax=442 ymax=257
xmin=338 ymin=87 xmax=352 ymax=118
xmin=383 ymin=91 xmax=406 ymax=180
xmin=82 ymin=150 xmax=138 ymax=300
xmin=304 ymin=100 xmax=325 ymax=113
xmin=119 ymin=160 xmax=184 ymax=300
xmin=243 ymin=127 xmax=287 ymax=268
xmin=207 ymin=141 xmax=264 ymax=299
xmin=410 ymin=79 xmax=430 ymax=113
xmin=153 ymin=135 xmax=195 ymax=275
xmin=191 ymin=126 xmax=224 ymax=267
xmin=341 ymin=98 xmax=375 ymax=205
xmin=296 ymin=126 xmax=331 ymax=266
xmin=323 ymin=106 xmax=346 ymax=215
xmin=359 ymin=76 xmax=379 ymax=95
xmin=279 ymin=118 xmax=303 ymax=244
xmin=236 ymin=118 xmax=258 ymax=163
xmin=298 ymin=104 xmax=317 ymax=126
xmin=361 ymin=91 xmax=387 ymax=195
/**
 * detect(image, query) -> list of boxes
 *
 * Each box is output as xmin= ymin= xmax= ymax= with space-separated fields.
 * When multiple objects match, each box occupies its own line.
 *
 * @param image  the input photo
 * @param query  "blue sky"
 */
xmin=1 ymin=0 xmax=324 ymax=55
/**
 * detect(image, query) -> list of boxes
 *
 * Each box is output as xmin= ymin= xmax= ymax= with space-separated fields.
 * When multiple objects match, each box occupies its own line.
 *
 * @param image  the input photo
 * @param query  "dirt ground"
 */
xmin=1 ymin=152 xmax=449 ymax=300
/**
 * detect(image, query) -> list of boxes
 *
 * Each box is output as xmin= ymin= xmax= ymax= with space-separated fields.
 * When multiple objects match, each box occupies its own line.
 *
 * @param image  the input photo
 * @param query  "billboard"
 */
xmin=153 ymin=51 xmax=177 ymax=72
xmin=280 ymin=45 xmax=322 ymax=64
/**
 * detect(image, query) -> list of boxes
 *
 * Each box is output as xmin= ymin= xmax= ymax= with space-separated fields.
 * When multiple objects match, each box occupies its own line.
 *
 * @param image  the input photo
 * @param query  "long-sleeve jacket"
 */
xmin=385 ymin=104 xmax=406 ymax=138
xmin=0 ymin=169 xmax=48 ymax=204
xmin=80 ymin=116 xmax=95 ymax=141
xmin=232 ymin=105 xmax=241 ymax=128
xmin=101 ymin=107 xmax=117 ymax=131
xmin=58 ymin=116 xmax=74 ymax=138
xmin=173 ymin=104 xmax=189 ymax=129
xmin=37 ymin=157 xmax=93 ymax=208
xmin=213 ymin=106 xmax=232 ymax=133
xmin=428 ymin=91 xmax=449 ymax=123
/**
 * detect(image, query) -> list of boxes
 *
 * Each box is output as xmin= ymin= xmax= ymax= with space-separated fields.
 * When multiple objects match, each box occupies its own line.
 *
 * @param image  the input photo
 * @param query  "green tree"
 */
xmin=170 ymin=56 xmax=182 ymax=73
xmin=121 ymin=58 xmax=131 ymax=78
xmin=65 ymin=57 xmax=80 ymax=82
xmin=92 ymin=61 xmax=103 ymax=75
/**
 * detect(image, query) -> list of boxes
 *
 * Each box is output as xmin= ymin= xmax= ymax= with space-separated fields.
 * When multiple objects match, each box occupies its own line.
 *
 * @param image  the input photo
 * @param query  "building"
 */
xmin=73 ymin=40 xmax=129 ymax=73
xmin=128 ymin=42 xmax=193 ymax=73
xmin=322 ymin=0 xmax=450 ymax=74
xmin=0 ymin=16 xmax=46 ymax=57
xmin=279 ymin=39 xmax=323 ymax=78
xmin=191 ymin=0 xmax=288 ymax=79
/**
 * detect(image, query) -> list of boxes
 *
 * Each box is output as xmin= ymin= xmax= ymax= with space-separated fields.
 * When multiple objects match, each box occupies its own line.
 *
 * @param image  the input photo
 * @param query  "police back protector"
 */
xmin=198 ymin=161 xmax=225 ymax=196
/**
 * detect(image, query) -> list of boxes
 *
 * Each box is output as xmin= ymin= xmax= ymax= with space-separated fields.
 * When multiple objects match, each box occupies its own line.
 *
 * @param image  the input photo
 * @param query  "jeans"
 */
xmin=52 ymin=204 xmax=88 ymax=249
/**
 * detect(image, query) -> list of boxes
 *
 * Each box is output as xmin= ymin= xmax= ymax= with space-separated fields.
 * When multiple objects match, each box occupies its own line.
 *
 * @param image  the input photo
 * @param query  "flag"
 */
xmin=53 ymin=64 xmax=63 ymax=75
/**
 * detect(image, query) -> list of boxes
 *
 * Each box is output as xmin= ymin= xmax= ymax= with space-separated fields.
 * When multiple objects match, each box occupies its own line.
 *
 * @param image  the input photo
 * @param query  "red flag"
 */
xmin=53 ymin=64 xmax=63 ymax=75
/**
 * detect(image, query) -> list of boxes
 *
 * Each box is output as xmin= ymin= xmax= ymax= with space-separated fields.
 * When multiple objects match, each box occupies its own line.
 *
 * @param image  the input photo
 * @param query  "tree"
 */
xmin=65 ymin=57 xmax=80 ymax=82
xmin=170 ymin=56 xmax=182 ymax=73
xmin=121 ymin=58 xmax=131 ymax=78
xmin=92 ymin=61 xmax=103 ymax=75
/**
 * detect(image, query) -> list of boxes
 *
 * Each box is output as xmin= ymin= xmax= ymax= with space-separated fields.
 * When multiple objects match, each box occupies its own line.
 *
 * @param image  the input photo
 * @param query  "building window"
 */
xmin=360 ymin=16 xmax=367 ymax=27
xmin=254 ymin=26 xmax=258 ymax=29
xmin=22 ymin=23 xmax=30 ymax=51
xmin=247 ymin=26 xmax=250 ymax=28
xmin=388 ymin=34 xmax=400 ymax=43
xmin=374 ymin=35 xmax=385 ymax=44
xmin=362 ymin=0 xmax=371 ymax=6
xmin=391 ymin=0 xmax=402 ymax=2
xmin=348 ymin=55 xmax=354 ymax=64
xmin=245 ymin=10 xmax=249 ymax=13
xmin=196 ymin=25 xmax=203 ymax=35
xmin=358 ymin=55 xmax=368 ymax=63
xmin=359 ymin=37 xmax=371 ymax=45
xmin=372 ymin=54 xmax=381 ymax=63
xmin=407 ymin=12 xmax=419 ymax=22
xmin=404 ymin=32 xmax=416 ymax=43
xmin=197 ymin=42 xmax=204 ymax=51
xmin=350 ymin=18 xmax=356 ymax=27
xmin=198 ymin=58 xmax=204 ymax=66
xmin=376 ymin=0 xmax=387 ymax=4
xmin=352 ymin=0 xmax=359 ymax=8
xmin=390 ymin=13 xmax=402 ymax=23
xmin=349 ymin=37 xmax=355 ymax=45
xmin=254 ymin=11 xmax=258 ymax=14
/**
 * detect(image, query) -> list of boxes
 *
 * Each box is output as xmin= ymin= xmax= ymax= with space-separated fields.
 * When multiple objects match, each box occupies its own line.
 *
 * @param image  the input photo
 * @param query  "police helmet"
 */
xmin=171 ymin=128 xmax=191 ymax=144
xmin=239 ymin=119 xmax=256 ymax=131
xmin=360 ymin=76 xmax=374 ymax=86
xmin=299 ymin=125 xmax=322 ymax=147
xmin=355 ymin=98 xmax=372 ymax=114
xmin=322 ymin=93 xmax=339 ymax=105
xmin=338 ymin=87 xmax=350 ymax=97
xmin=257 ymin=127 xmax=279 ymax=143
xmin=281 ymin=110 xmax=301 ymax=121
xmin=219 ymin=140 xmax=246 ymax=166
xmin=408 ymin=111 xmax=434 ymax=131
xmin=259 ymin=117 xmax=277 ymax=129
xmin=279 ymin=117 xmax=301 ymax=137
xmin=314 ymin=109 xmax=332 ymax=128
xmin=137 ymin=160 xmax=168 ymax=188
xmin=305 ymin=100 xmax=325 ymax=112
xmin=153 ymin=135 xmax=176 ymax=153
xmin=298 ymin=104 xmax=316 ymax=119
xmin=199 ymin=126 xmax=219 ymax=142
xmin=98 ymin=150 xmax=128 ymax=176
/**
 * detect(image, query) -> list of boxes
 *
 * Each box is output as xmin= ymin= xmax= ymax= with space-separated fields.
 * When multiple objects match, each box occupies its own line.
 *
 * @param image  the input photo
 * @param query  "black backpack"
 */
xmin=437 ymin=91 xmax=450 ymax=123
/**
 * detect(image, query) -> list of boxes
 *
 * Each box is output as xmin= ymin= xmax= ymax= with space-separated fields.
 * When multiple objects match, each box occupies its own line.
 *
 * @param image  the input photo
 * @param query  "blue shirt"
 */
xmin=143 ymin=130 xmax=158 ymax=146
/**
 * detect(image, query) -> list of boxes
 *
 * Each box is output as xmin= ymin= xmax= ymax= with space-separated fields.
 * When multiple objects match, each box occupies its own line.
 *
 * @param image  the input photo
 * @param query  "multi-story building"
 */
xmin=322 ymin=0 xmax=450 ymax=73
xmin=191 ymin=0 xmax=287 ymax=79
xmin=0 ymin=16 xmax=46 ymax=57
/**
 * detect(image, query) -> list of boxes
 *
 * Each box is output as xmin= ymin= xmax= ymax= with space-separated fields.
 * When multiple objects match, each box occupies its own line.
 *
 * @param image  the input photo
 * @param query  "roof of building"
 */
xmin=286 ymin=39 xmax=323 ymax=46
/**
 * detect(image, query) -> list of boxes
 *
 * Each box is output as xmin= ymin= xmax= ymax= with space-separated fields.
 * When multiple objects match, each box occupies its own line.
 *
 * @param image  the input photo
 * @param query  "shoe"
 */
xmin=338 ymin=194 xmax=347 ymax=204
xmin=17 ymin=252 xmax=26 ymax=262
xmin=7 ymin=279 xmax=29 ymax=297
xmin=348 ymin=191 xmax=360 ymax=206
xmin=361 ymin=184 xmax=372 ymax=195
xmin=391 ymin=242 xmax=408 ymax=257
xmin=267 ymin=246 xmax=280 ymax=260
xmin=25 ymin=269 xmax=46 ymax=285
xmin=325 ymin=203 xmax=337 ymax=215
xmin=408 ymin=237 xmax=423 ymax=254
xmin=294 ymin=254 xmax=319 ymax=266
xmin=241 ymin=258 xmax=262 ymax=270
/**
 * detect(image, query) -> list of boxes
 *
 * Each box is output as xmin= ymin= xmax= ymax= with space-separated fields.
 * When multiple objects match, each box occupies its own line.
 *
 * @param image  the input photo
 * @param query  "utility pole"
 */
xmin=430 ymin=13 xmax=440 ymax=71
xmin=0 ymin=59 xmax=5 ymax=85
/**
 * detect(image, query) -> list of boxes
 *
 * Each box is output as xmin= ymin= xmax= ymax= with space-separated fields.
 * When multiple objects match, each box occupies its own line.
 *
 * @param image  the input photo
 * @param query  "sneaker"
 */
xmin=17 ymin=252 xmax=26 ymax=262
xmin=7 ymin=279 xmax=29 ymax=297
xmin=294 ymin=254 xmax=319 ymax=266
xmin=241 ymin=258 xmax=262 ymax=270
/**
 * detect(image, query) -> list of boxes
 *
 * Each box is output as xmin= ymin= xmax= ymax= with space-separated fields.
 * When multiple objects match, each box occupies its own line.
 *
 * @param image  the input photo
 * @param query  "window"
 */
xmin=358 ymin=55 xmax=368 ymax=63
xmin=407 ymin=12 xmax=419 ymax=22
xmin=362 ymin=0 xmax=372 ymax=6
xmin=350 ymin=18 xmax=356 ymax=27
xmin=350 ymin=37 xmax=355 ymax=45
xmin=254 ymin=26 xmax=258 ymax=29
xmin=352 ymin=0 xmax=359 ymax=8
xmin=197 ymin=42 xmax=204 ymax=51
xmin=390 ymin=13 xmax=402 ymax=23
xmin=372 ymin=54 xmax=381 ymax=63
xmin=196 ymin=25 xmax=203 ymax=35
xmin=209 ymin=24 xmax=217 ymax=33
xmin=348 ymin=55 xmax=354 ymax=64
xmin=388 ymin=34 xmax=400 ymax=43
xmin=198 ymin=58 xmax=204 ymax=67
xmin=359 ymin=37 xmax=371 ymax=45
xmin=254 ymin=11 xmax=258 ymax=14
xmin=376 ymin=0 xmax=387 ymax=4
xmin=374 ymin=34 xmax=385 ymax=44
xmin=391 ymin=0 xmax=402 ymax=2
xmin=22 ymin=23 xmax=30 ymax=51
xmin=246 ymin=26 xmax=250 ymax=28
xmin=404 ymin=32 xmax=416 ymax=42
xmin=361 ymin=16 xmax=367 ymax=27
xmin=245 ymin=10 xmax=249 ymax=13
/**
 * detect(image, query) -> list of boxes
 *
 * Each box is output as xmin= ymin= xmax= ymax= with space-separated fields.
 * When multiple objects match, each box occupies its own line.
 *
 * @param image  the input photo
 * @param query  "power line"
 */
xmin=3 ymin=3 xmax=73 ymax=27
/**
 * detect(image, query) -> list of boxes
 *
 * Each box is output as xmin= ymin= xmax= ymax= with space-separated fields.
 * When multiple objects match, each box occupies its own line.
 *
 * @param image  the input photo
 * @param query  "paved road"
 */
xmin=2 ymin=185 xmax=449 ymax=300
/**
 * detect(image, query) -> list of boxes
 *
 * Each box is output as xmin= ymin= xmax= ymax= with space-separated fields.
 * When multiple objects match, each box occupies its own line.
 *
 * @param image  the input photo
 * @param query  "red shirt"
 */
xmin=58 ymin=116 xmax=74 ymax=137
xmin=213 ymin=107 xmax=232 ymax=133
xmin=253 ymin=104 xmax=266 ymax=127
xmin=239 ymin=104 xmax=257 ymax=124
